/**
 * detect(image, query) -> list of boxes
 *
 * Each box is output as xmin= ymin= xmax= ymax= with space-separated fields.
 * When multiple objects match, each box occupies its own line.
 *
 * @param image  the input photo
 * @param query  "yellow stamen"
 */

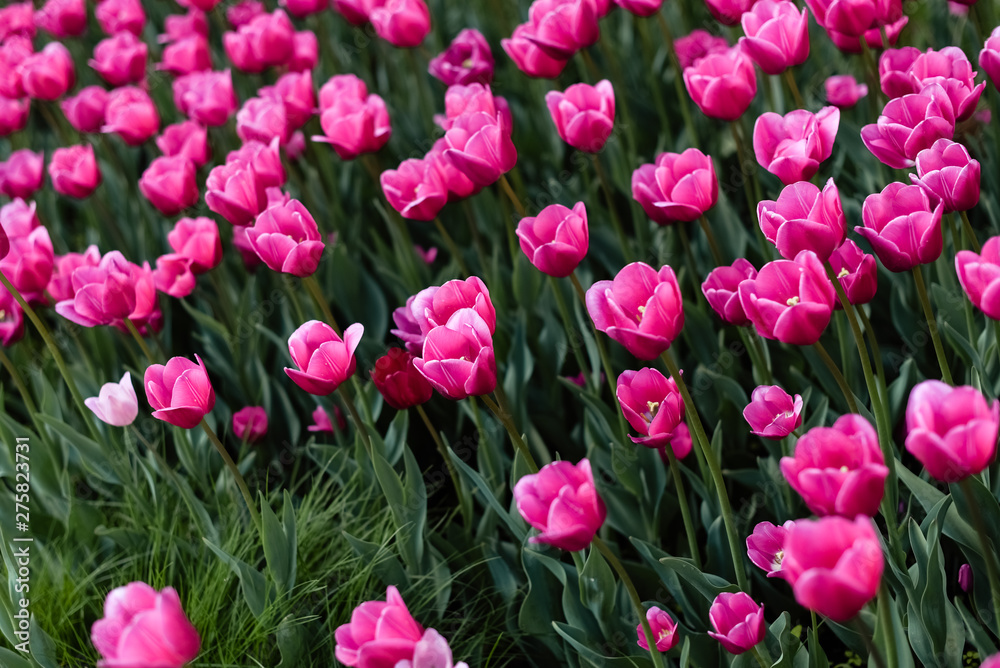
xmin=837 ymin=268 xmax=850 ymax=279
xmin=786 ymin=296 xmax=800 ymax=306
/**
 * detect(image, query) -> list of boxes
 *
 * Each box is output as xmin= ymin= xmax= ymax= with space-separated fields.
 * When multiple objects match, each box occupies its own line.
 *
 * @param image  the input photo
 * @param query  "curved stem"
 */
xmin=655 ymin=10 xmax=698 ymax=146
xmin=811 ymin=341 xmax=859 ymax=413
xmin=738 ymin=327 xmax=772 ymax=385
xmin=415 ymin=404 xmax=469 ymax=524
xmin=199 ymin=419 xmax=261 ymax=530
xmin=750 ymin=646 xmax=770 ymax=668
xmin=960 ymin=209 xmax=982 ymax=253
xmin=698 ymin=215 xmax=724 ymax=266
xmin=783 ymin=69 xmax=806 ymax=109
xmin=549 ymin=276 xmax=593 ymax=391
xmin=303 ymin=274 xmax=341 ymax=335
xmin=338 ymin=385 xmax=373 ymax=455
xmin=912 ymin=266 xmax=954 ymax=385
xmin=676 ymin=224 xmax=705 ymax=304
xmin=124 ymin=318 xmax=156 ymax=364
xmin=591 ymin=153 xmax=633 ymax=262
xmin=433 ymin=218 xmax=470 ymax=278
xmin=854 ymin=614 xmax=886 ymax=668
xmin=480 ymin=391 xmax=539 ymax=473
xmin=498 ymin=173 xmax=526 ymax=218
xmin=960 ymin=477 xmax=1000 ymax=629
xmin=664 ymin=445 xmax=702 ymax=569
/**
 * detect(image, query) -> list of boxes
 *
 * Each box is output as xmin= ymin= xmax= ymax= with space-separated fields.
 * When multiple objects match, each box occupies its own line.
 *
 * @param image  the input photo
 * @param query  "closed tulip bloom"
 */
xmin=335 ymin=586 xmax=424 ymax=667
xmin=705 ymin=0 xmax=760 ymax=26
xmin=259 ymin=71 xmax=316 ymax=132
xmin=48 ymin=245 xmax=100 ymax=302
xmin=959 ymin=563 xmax=972 ymax=592
xmin=160 ymin=10 xmax=209 ymax=42
xmin=683 ymin=45 xmax=757 ymax=121
xmin=36 ymin=0 xmax=86 ymax=37
xmin=20 ymin=42 xmax=74 ymax=101
xmin=910 ymin=139 xmax=980 ymax=214
xmin=391 ymin=277 xmax=497 ymax=354
xmin=824 ymin=74 xmax=868 ymax=108
xmin=370 ymin=347 xmax=434 ymax=410
xmin=153 ymin=258 xmax=195 ymax=298
xmin=753 ymin=107 xmax=839 ymax=185
xmin=280 ymin=0 xmax=330 ymax=17
xmin=675 ymin=29 xmax=730 ymax=69
xmin=0 ymin=149 xmax=44 ymax=200
xmin=708 ymin=593 xmax=766 ymax=654
xmin=91 ymin=583 xmax=199 ymax=668
xmin=237 ymin=96 xmax=290 ymax=146
xmin=632 ymin=148 xmax=718 ymax=225
xmin=516 ymin=201 xmax=589 ymax=277
xmin=743 ymin=384 xmax=802 ymax=438
xmin=442 ymin=111 xmax=516 ymax=187
xmin=228 ymin=0 xmax=265 ymax=28
xmin=227 ymin=138 xmax=286 ymax=194
xmin=825 ymin=15 xmax=906 ymax=54
xmin=617 ymin=367 xmax=685 ymax=449
xmin=233 ymin=406 xmax=268 ymax=442
xmin=90 ymin=32 xmax=147 ymax=86
xmin=139 ymin=156 xmax=199 ymax=216
xmin=159 ymin=35 xmax=212 ymax=76
xmin=288 ymin=30 xmax=319 ymax=72
xmin=746 ymin=520 xmax=795 ymax=579
xmin=514 ymin=458 xmax=606 ymax=551
xmin=857 ymin=182 xmax=943 ymax=272
xmin=861 ymin=85 xmax=955 ymax=169
xmin=49 ymin=144 xmax=101 ymax=199
xmin=982 ymin=27 xmax=1000 ymax=88
xmin=144 ymin=354 xmax=215 ymax=428
xmin=502 ymin=24 xmax=569 ymax=79
xmin=615 ymin=0 xmax=664 ymax=16
xmin=828 ymin=239 xmax=877 ymax=305
xmin=95 ymin=0 xmax=145 ymax=35
xmin=182 ymin=0 xmax=223 ymax=10
xmin=247 ymin=197 xmax=325 ymax=276
xmin=524 ymin=0 xmax=600 ymax=61
xmin=803 ymin=0 xmax=877 ymax=36
xmin=0 ymin=290 xmax=24 ymax=346
xmin=413 ymin=309 xmax=497 ymax=400
xmin=880 ymin=46 xmax=985 ymax=122
xmin=738 ymin=250 xmax=836 ymax=345
xmin=284 ymin=320 xmax=362 ymax=396
xmin=156 ymin=121 xmax=210 ymax=168
xmin=380 ymin=158 xmax=448 ymax=222
xmin=206 ymin=161 xmax=263 ymax=226
xmin=173 ymin=70 xmax=238 ymax=127
xmin=55 ymin=250 xmax=156 ymax=328
xmin=429 ymin=29 xmax=494 ymax=86
xmin=0 ymin=2 xmax=33 ymax=41
xmin=957 ymin=237 xmax=1000 ymax=320
xmin=702 ymin=258 xmax=757 ymax=325
xmin=61 ymin=86 xmax=108 ymax=134
xmin=227 ymin=10 xmax=295 ymax=70
xmin=587 ymin=262 xmax=684 ymax=360
xmin=0 ymin=36 xmax=31 ymax=99
xmin=546 ymin=79 xmax=615 ymax=152
xmin=103 ymin=87 xmax=160 ymax=146
xmin=427 ymin=139 xmax=477 ymax=201
xmin=781 ymin=414 xmax=888 ymax=517
xmin=313 ymin=76 xmax=391 ymax=159
xmin=739 ymin=0 xmax=809 ymax=75
xmin=636 ymin=606 xmax=678 ymax=652
xmin=85 ymin=372 xmax=139 ymax=426
xmin=371 ymin=0 xmax=431 ymax=48
xmin=436 ymin=83 xmax=512 ymax=132
xmin=168 ymin=217 xmax=221 ymax=274
xmin=308 ymin=404 xmax=345 ymax=432
xmin=758 ymin=179 xmax=846 ymax=261
xmin=0 ymin=96 xmax=30 ymax=137
xmin=0 ymin=199 xmax=53 ymax=302
xmin=905 ymin=380 xmax=999 ymax=482
xmin=782 ymin=515 xmax=884 ymax=621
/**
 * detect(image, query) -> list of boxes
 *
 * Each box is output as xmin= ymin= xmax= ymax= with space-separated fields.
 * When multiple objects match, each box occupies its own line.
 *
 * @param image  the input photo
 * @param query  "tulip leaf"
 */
xmin=260 ymin=492 xmax=296 ymax=596
xmin=28 ymin=616 xmax=58 ymax=668
xmin=658 ymin=556 xmax=738 ymax=603
xmin=447 ymin=445 xmax=527 ymax=543
xmin=179 ymin=297 xmax=231 ymax=340
xmin=34 ymin=414 xmax=119 ymax=485
xmin=630 ymin=538 xmax=703 ymax=623
xmin=203 ymin=538 xmax=267 ymax=618
xmin=579 ymin=545 xmax=616 ymax=620
xmin=276 ymin=615 xmax=307 ymax=668
xmin=955 ymin=598 xmax=997 ymax=659
xmin=896 ymin=465 xmax=978 ymax=551
xmin=950 ymin=478 xmax=1000 ymax=552
xmin=552 ymin=622 xmax=649 ymax=667
xmin=383 ymin=409 xmax=409 ymax=467
xmin=343 ymin=532 xmax=408 ymax=588
xmin=0 ymin=648 xmax=31 ymax=668
xmin=170 ymin=474 xmax=220 ymax=546
xmin=519 ymin=549 xmax=564 ymax=638
xmin=370 ymin=444 xmax=424 ymax=571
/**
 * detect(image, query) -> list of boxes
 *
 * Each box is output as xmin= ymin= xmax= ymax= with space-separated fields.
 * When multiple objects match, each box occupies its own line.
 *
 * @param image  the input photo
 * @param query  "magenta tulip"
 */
xmin=0 ymin=2 xmax=34 ymax=41
xmin=61 ymin=86 xmax=108 ymax=134
xmin=683 ymin=46 xmax=757 ymax=121
xmin=0 ymin=288 xmax=23 ymax=345
xmin=246 ymin=196 xmax=325 ymax=277
xmin=616 ymin=367 xmax=685 ymax=449
xmin=233 ymin=406 xmax=268 ymax=442
xmin=705 ymin=0 xmax=760 ymax=25
xmin=636 ymin=606 xmax=679 ymax=652
xmin=159 ymin=35 xmax=212 ymax=76
xmin=523 ymin=0 xmax=600 ymax=61
xmin=95 ymin=0 xmax=145 ymax=35
xmin=910 ymin=138 xmax=980 ymax=214
xmin=35 ymin=0 xmax=87 ymax=38
xmin=289 ymin=30 xmax=319 ymax=73
xmin=228 ymin=138 xmax=286 ymax=197
xmin=427 ymin=138 xmax=477 ymax=201
xmin=0 ymin=36 xmax=31 ymax=99
xmin=413 ymin=309 xmax=497 ymax=400
xmin=753 ymin=107 xmax=839 ymax=185
xmin=825 ymin=15 xmax=906 ymax=54
xmin=0 ymin=149 xmax=44 ymax=200
xmin=437 ymin=83 xmax=512 ymax=132
xmin=237 ymin=96 xmax=289 ymax=147
xmin=168 ymin=217 xmax=222 ymax=274
xmin=226 ymin=9 xmax=295 ymax=70
xmin=139 ymin=156 xmax=199 ymax=217
xmin=55 ymin=250 xmax=156 ymax=329
xmin=856 ymin=182 xmax=943 ymax=272
xmin=702 ymin=258 xmax=757 ymax=326
xmin=205 ymin=160 xmax=263 ymax=227
xmin=828 ymin=239 xmax=877 ymax=305
xmin=173 ymin=70 xmax=238 ymax=127
xmin=280 ymin=0 xmax=330 ymax=17
xmin=20 ymin=42 xmax=74 ymax=101
xmin=371 ymin=0 xmax=431 ymax=48
xmin=0 ymin=199 xmax=53 ymax=303
xmin=516 ymin=201 xmax=589 ymax=277
xmin=153 ymin=254 xmax=196 ymax=298
xmin=156 ymin=121 xmax=210 ymax=168
xmin=103 ymin=87 xmax=160 ymax=146
xmin=803 ymin=0 xmax=877 ymax=37
xmin=48 ymin=245 xmax=100 ymax=303
xmin=675 ymin=29 xmax=730 ymax=69
xmin=228 ymin=0 xmax=266 ymax=28
xmin=632 ymin=148 xmax=718 ymax=225
xmin=260 ymin=71 xmax=315 ymax=132
xmin=442 ymin=111 xmax=517 ymax=188
xmin=739 ymin=0 xmax=809 ymax=75
xmin=956 ymin=237 xmax=1000 ymax=320
xmin=144 ymin=354 xmax=215 ymax=428
xmin=880 ymin=46 xmax=985 ymax=122
xmin=49 ymin=144 xmax=101 ymax=199
xmin=746 ymin=520 xmax=795 ymax=579
xmin=380 ymin=158 xmax=448 ymax=222
xmin=709 ymin=593 xmax=766 ymax=655
xmin=161 ymin=10 xmax=209 ymax=42
xmin=743 ymin=384 xmax=802 ymax=438
xmin=0 ymin=97 xmax=30 ymax=137
xmin=545 ymin=79 xmax=615 ymax=152
xmin=513 ymin=458 xmax=606 ymax=551
xmin=757 ymin=178 xmax=846 ymax=261
xmin=824 ymin=74 xmax=868 ymax=108
xmin=982 ymin=27 xmax=1000 ymax=88
xmin=313 ymin=75 xmax=392 ymax=160
xmin=429 ymin=28 xmax=494 ymax=86
xmin=285 ymin=320 xmax=363 ymax=396
xmin=391 ymin=277 xmax=497 ymax=355
xmin=89 ymin=32 xmax=147 ymax=87
xmin=502 ymin=24 xmax=569 ymax=79
xmin=860 ymin=84 xmax=955 ymax=169
xmin=334 ymin=586 xmax=425 ymax=667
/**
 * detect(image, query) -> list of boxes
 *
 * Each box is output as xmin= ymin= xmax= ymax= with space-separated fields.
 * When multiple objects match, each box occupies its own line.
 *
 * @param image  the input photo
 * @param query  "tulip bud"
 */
xmin=370 ymin=347 xmax=434 ymax=410
xmin=824 ymin=74 xmax=868 ymax=108
xmin=739 ymin=0 xmax=809 ymax=75
xmin=89 ymin=32 xmax=147 ymax=87
xmin=139 ymin=156 xmax=199 ymax=217
xmin=757 ymin=179 xmax=846 ymax=261
xmin=636 ymin=607 xmax=679 ymax=652
xmin=285 ymin=321 xmax=364 ymax=396
xmin=35 ymin=0 xmax=87 ymax=38
xmin=95 ymin=0 xmax=145 ymax=35
xmin=20 ymin=42 xmax=75 ymax=101
xmin=85 ymin=372 xmax=139 ymax=427
xmin=144 ymin=354 xmax=215 ymax=428
xmin=910 ymin=138 xmax=980 ymax=214
xmin=233 ymin=406 xmax=268 ymax=442
xmin=545 ymin=79 xmax=615 ymax=152
xmin=0 ymin=149 xmax=44 ymax=200
xmin=632 ymin=148 xmax=718 ymax=225
xmin=682 ymin=46 xmax=757 ymax=121
xmin=746 ymin=520 xmax=795 ymax=579
xmin=103 ymin=87 xmax=160 ymax=146
xmin=516 ymin=202 xmax=589 ymax=277
xmin=753 ymin=107 xmax=840 ymax=185
xmin=246 ymin=197 xmax=325 ymax=276
xmin=513 ymin=458 xmax=606 ymax=551
xmin=743 ymin=385 xmax=802 ymax=438
xmin=49 ymin=144 xmax=101 ymax=199
xmin=702 ymin=258 xmax=757 ymax=326
xmin=429 ymin=29 xmax=494 ymax=86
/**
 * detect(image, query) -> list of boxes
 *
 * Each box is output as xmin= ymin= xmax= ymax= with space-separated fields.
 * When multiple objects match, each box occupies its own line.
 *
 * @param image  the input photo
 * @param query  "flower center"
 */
xmin=772 ymin=549 xmax=784 ymax=568
xmin=837 ymin=268 xmax=850 ymax=279
xmin=643 ymin=400 xmax=660 ymax=422
xmin=657 ymin=628 xmax=673 ymax=643
xmin=636 ymin=304 xmax=646 ymax=323
xmin=0 ymin=309 xmax=6 ymax=321
xmin=786 ymin=296 xmax=800 ymax=306
xmin=462 ymin=58 xmax=474 ymax=69
xmin=840 ymin=465 xmax=849 ymax=473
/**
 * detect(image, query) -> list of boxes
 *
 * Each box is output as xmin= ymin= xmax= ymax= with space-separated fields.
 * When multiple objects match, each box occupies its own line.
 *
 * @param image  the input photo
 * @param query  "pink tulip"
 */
xmin=206 ymin=161 xmax=263 ymax=227
xmin=427 ymin=138 xmax=477 ymax=200
xmin=683 ymin=45 xmax=757 ymax=121
xmin=371 ymin=0 xmax=431 ymax=48
xmin=20 ymin=42 xmax=74 ymax=101
xmin=233 ymin=406 xmax=268 ymax=442
xmin=708 ymin=593 xmax=766 ymax=654
xmin=880 ymin=46 xmax=985 ymax=122
xmin=738 ymin=250 xmax=835 ymax=345
xmin=228 ymin=0 xmax=265 ymax=28
xmin=155 ymin=258 xmax=195 ymax=298
xmin=168 ymin=217 xmax=222 ymax=274
xmin=910 ymin=138 xmax=980 ymax=214
xmin=156 ymin=121 xmax=210 ymax=168
xmin=828 ymin=239 xmax=877 ymax=305
xmin=313 ymin=75 xmax=391 ymax=160
xmin=632 ymin=148 xmax=718 ymax=225
xmin=516 ymin=201 xmax=589 ymax=277
xmin=983 ymin=656 xmax=1000 ymax=668
xmin=860 ymin=84 xmax=955 ymax=169
xmin=757 ymin=178 xmax=846 ymax=261
xmin=35 ymin=0 xmax=86 ymax=38
xmin=615 ymin=0 xmax=664 ymax=17
xmin=0 ymin=285 xmax=24 ymax=344
xmin=228 ymin=138 xmax=286 ymax=195
xmin=237 ymin=96 xmax=290 ymax=146
xmin=95 ymin=0 xmax=145 ymax=35
xmin=856 ymin=182 xmax=943 ymax=272
xmin=702 ymin=258 xmax=757 ymax=326
xmin=181 ymin=0 xmax=223 ymax=10
xmin=90 ymin=32 xmax=147 ymax=87
xmin=501 ymin=24 xmax=570 ymax=79
xmin=224 ymin=9 xmax=295 ymax=71
xmin=442 ymin=111 xmax=516 ymax=188
xmin=513 ymin=458 xmax=606 ymax=551
xmin=91 ymin=582 xmax=199 ymax=668
xmin=391 ymin=277 xmax=497 ymax=355
xmin=957 ymin=237 xmax=1000 ymax=320
xmin=160 ymin=10 xmax=209 ymax=43
xmin=259 ymin=71 xmax=316 ymax=133
xmin=429 ymin=29 xmax=494 ymax=86
xmin=616 ymin=367 xmax=685 ymax=449
xmin=743 ymin=384 xmax=802 ymax=438
xmin=415 ymin=245 xmax=437 ymax=264
xmin=103 ymin=87 xmax=160 ymax=146
xmin=159 ymin=35 xmax=212 ymax=76
xmin=739 ymin=0 xmax=809 ymax=75
xmin=675 ymin=30 xmax=729 ymax=70
xmin=0 ymin=227 xmax=9 ymax=262
xmin=413 ymin=309 xmax=497 ymax=400
xmin=334 ymin=586 xmax=424 ymax=667
xmin=587 ymin=262 xmax=684 ymax=360
xmin=0 ymin=96 xmax=30 ymax=137
xmin=289 ymin=30 xmax=319 ymax=72
xmin=636 ymin=607 xmax=679 ymax=653
xmin=0 ymin=199 xmax=53 ymax=303
xmin=86 ymin=372 xmax=139 ymax=426
xmin=905 ymin=380 xmax=999 ymax=482
xmin=546 ymin=79 xmax=615 ymax=152
xmin=173 ymin=70 xmax=238 ymax=127
xmin=781 ymin=414 xmax=888 ymax=517
xmin=0 ymin=2 xmax=33 ymax=41
xmin=982 ymin=27 xmax=1000 ymax=88
xmin=139 ymin=156 xmax=199 ymax=217
xmin=247 ymin=196 xmax=325 ymax=276
xmin=55 ymin=250 xmax=156 ymax=329
xmin=824 ymin=74 xmax=868 ymax=108
xmin=380 ymin=158 xmax=448 ymax=222
xmin=824 ymin=15 xmax=906 ymax=54
xmin=746 ymin=519 xmax=795 ymax=579
xmin=802 ymin=0 xmax=877 ymax=37
xmin=308 ymin=405 xmax=345 ymax=432
xmin=523 ymin=0 xmax=600 ymax=61
xmin=782 ymin=515 xmax=884 ymax=621
xmin=285 ymin=320 xmax=362 ymax=395
xmin=47 ymin=245 xmax=100 ymax=303
xmin=49 ymin=144 xmax=101 ymax=199
xmin=436 ymin=83 xmax=512 ymax=132
xmin=0 ymin=36 xmax=31 ymax=99
xmin=61 ymin=86 xmax=108 ymax=134
xmin=705 ymin=0 xmax=759 ymax=25
xmin=280 ymin=0 xmax=330 ymax=17
xmin=753 ymin=107 xmax=839 ymax=185
xmin=0 ymin=149 xmax=44 ymax=200
xmin=144 ymin=354 xmax=215 ymax=428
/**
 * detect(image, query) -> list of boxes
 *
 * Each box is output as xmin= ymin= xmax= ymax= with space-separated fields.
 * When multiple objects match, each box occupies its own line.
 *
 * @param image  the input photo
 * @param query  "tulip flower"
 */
xmin=739 ymin=0 xmax=809 ymax=75
xmin=47 ymin=245 xmax=100 ymax=303
xmin=702 ymin=258 xmax=757 ymax=326
xmin=632 ymin=148 xmax=718 ymax=225
xmin=246 ymin=196 xmax=325 ymax=276
xmin=156 ymin=121 xmax=211 ymax=168
xmin=224 ymin=9 xmax=295 ymax=70
xmin=35 ymin=0 xmax=87 ymax=38
xmin=103 ymin=87 xmax=160 ymax=146
xmin=746 ymin=520 xmax=795 ymax=579
xmin=824 ymin=74 xmax=868 ymax=108
xmin=743 ymin=384 xmax=802 ymax=438
xmin=205 ymin=160 xmax=263 ymax=227
xmin=982 ymin=27 xmax=1000 ymax=88
xmin=708 ymin=593 xmax=766 ymax=654
xmin=233 ymin=406 xmax=268 ymax=442
xmin=0 ymin=199 xmax=53 ymax=303
xmin=910 ymin=138 xmax=980 ymax=214
xmin=288 ymin=30 xmax=319 ymax=72
xmin=984 ymin=656 xmax=1000 ymax=668
xmin=657 ymin=423 xmax=693 ymax=461
xmin=824 ymin=15 xmax=906 ymax=54
xmin=501 ymin=23 xmax=569 ymax=79
xmin=442 ymin=111 xmax=517 ymax=188
xmin=880 ymin=46 xmax=985 ymax=122
xmin=313 ymin=75 xmax=392 ymax=160
xmin=61 ymin=86 xmax=109 ymax=134
xmin=0 ymin=97 xmax=30 ymax=137
xmin=437 ymin=83 xmax=512 ymax=132
xmin=675 ymin=30 xmax=730 ymax=69
xmin=228 ymin=138 xmax=286 ymax=195
xmin=753 ymin=107 xmax=839 ymax=185
xmin=152 ymin=254 xmax=196 ymax=298
xmin=173 ymin=70 xmax=238 ymax=127
xmin=370 ymin=347 xmax=435 ymax=410
xmin=956 ymin=237 xmax=1000 ymax=320
xmin=616 ymin=367 xmax=685 ymax=450
xmin=85 ymin=372 xmax=139 ymax=427
xmin=586 ymin=262 xmax=684 ymax=360
xmin=91 ymin=582 xmax=200 ymax=668
xmin=55 ymin=250 xmax=156 ymax=329
xmin=49 ymin=144 xmax=101 ymax=199
xmin=332 ymin=0 xmax=373 ymax=25
xmin=429 ymin=29 xmax=495 ymax=86
xmin=167 ymin=217 xmax=222 ymax=275
xmin=545 ymin=80 xmax=615 ymax=152
xmin=959 ymin=564 xmax=972 ymax=592
xmin=159 ymin=35 xmax=212 ymax=76
xmin=285 ymin=321 xmax=363 ymax=396
xmin=738 ymin=250 xmax=836 ymax=346
xmin=0 ymin=149 xmax=44 ymax=200
xmin=228 ymin=0 xmax=265 ymax=28
xmin=95 ymin=0 xmax=145 ymax=35
xmin=427 ymin=139 xmax=477 ymax=201
xmin=89 ymin=32 xmax=147 ymax=87
xmin=280 ymin=0 xmax=330 ymax=17
xmin=380 ymin=158 xmax=449 ymax=222
xmin=515 ymin=201 xmax=589 ymax=277
xmin=334 ymin=586 xmax=425 ymax=667
xmin=803 ymin=0 xmax=878 ymax=37
xmin=523 ymin=0 xmax=600 ymax=61
xmin=237 ymin=96 xmax=289 ymax=146
xmin=139 ymin=156 xmax=199 ymax=217
xmin=144 ymin=354 xmax=215 ymax=428
xmin=860 ymin=84 xmax=955 ymax=170
xmin=0 ymin=37 xmax=31 ymax=99
xmin=828 ymin=239 xmax=877 ymax=305
xmin=160 ymin=10 xmax=209 ymax=42
xmin=856 ymin=182 xmax=943 ymax=272
xmin=308 ymin=405 xmax=346 ymax=433
xmin=513 ymin=458 xmax=606 ymax=551
xmin=782 ymin=515 xmax=884 ymax=621
xmin=260 ymin=71 xmax=315 ymax=132
xmin=391 ymin=277 xmax=497 ymax=355
xmin=757 ymin=179 xmax=846 ymax=261
xmin=371 ymin=0 xmax=431 ymax=48
xmin=683 ymin=46 xmax=757 ymax=121
xmin=636 ymin=607 xmax=679 ymax=652
xmin=20 ymin=42 xmax=74 ymax=101
xmin=0 ymin=289 xmax=24 ymax=346
xmin=0 ymin=2 xmax=34 ymax=41
xmin=413 ymin=309 xmax=497 ymax=400
xmin=705 ymin=0 xmax=759 ymax=25
xmin=905 ymin=380 xmax=1000 ymax=483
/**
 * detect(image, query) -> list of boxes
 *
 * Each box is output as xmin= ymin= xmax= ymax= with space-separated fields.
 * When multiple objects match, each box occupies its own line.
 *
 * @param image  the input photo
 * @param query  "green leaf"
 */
xmin=950 ymin=478 xmax=1000 ymax=553
xmin=579 ymin=545 xmax=616 ymax=620
xmin=552 ymin=622 xmax=647 ymax=667
xmin=34 ymin=415 xmax=119 ymax=485
xmin=203 ymin=538 xmax=268 ymax=617
xmin=276 ymin=615 xmax=307 ymax=668
xmin=260 ymin=492 xmax=295 ymax=596
xmin=874 ymin=590 xmax=915 ymax=668
xmin=343 ymin=532 xmax=408 ymax=587
xmin=955 ymin=598 xmax=997 ymax=658
xmin=658 ymin=556 xmax=738 ymax=602
xmin=28 ymin=616 xmax=58 ymax=668
xmin=384 ymin=409 xmax=409 ymax=466
xmin=0 ymin=648 xmax=31 ymax=668
xmin=897 ymin=465 xmax=978 ymax=550
xmin=447 ymin=445 xmax=526 ymax=543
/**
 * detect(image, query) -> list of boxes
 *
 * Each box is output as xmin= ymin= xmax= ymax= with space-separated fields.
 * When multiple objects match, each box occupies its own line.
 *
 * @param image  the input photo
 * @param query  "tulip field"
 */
xmin=6 ymin=0 xmax=1000 ymax=665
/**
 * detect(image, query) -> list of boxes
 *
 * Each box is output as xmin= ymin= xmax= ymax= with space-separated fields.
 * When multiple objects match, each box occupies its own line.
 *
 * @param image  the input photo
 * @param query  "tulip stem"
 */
xmin=698 ymin=215 xmax=725 ymax=266
xmin=549 ymin=276 xmax=595 ymax=391
xmin=750 ymin=646 xmax=770 ymax=668
xmin=959 ymin=210 xmax=982 ymax=253
xmin=911 ymin=266 xmax=954 ymax=385
xmin=676 ymin=224 xmax=706 ymax=304
xmin=663 ymin=445 xmax=702 ymax=570
xmin=655 ymin=9 xmax=699 ymax=147
xmin=339 ymin=385 xmax=373 ymax=455
xmin=782 ymin=70 xmax=805 ymax=109
xmin=591 ymin=153 xmax=633 ymax=263
xmin=432 ymin=218 xmax=470 ymax=278
xmin=481 ymin=390 xmax=539 ymax=474
xmin=124 ymin=318 xmax=156 ymax=364
xmin=853 ymin=614 xmax=886 ymax=668
xmin=498 ymin=173 xmax=526 ymax=218
xmin=738 ymin=327 xmax=772 ymax=386
xmin=592 ymin=536 xmax=665 ymax=668
xmin=415 ymin=404 xmax=470 ymax=526
xmin=303 ymin=274 xmax=341 ymax=335
xmin=199 ymin=419 xmax=261 ymax=530
xmin=659 ymin=349 xmax=749 ymax=592
xmin=877 ymin=584 xmax=901 ymax=668
xmin=730 ymin=123 xmax=765 ymax=257
xmin=811 ymin=341 xmax=859 ymax=414
xmin=959 ymin=477 xmax=1000 ymax=630
xmin=0 ymin=347 xmax=37 ymax=416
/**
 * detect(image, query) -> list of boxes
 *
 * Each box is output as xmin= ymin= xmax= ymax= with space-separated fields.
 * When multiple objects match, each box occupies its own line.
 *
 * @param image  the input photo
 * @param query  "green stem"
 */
xmin=731 ymin=123 xmax=767 ymax=259
xmin=676 ymin=223 xmax=705 ymax=304
xmin=124 ymin=318 xmax=156 ymax=363
xmin=664 ymin=445 xmax=702 ymax=569
xmin=338 ymin=384 xmax=373 ymax=454
xmin=854 ymin=614 xmax=886 ymax=668
xmin=0 ymin=347 xmax=38 ymax=416
xmin=303 ymin=274 xmax=341 ymax=335
xmin=591 ymin=153 xmax=633 ymax=262
xmin=199 ymin=419 xmax=261 ymax=530
xmin=783 ymin=69 xmax=805 ymax=109
xmin=877 ymin=584 xmax=900 ymax=668
xmin=810 ymin=611 xmax=822 ymax=668
xmin=659 ymin=349 xmax=748 ymax=591
xmin=433 ymin=218 xmax=470 ymax=278
xmin=960 ymin=209 xmax=982 ymax=253
xmin=480 ymin=390 xmax=539 ymax=473
xmin=498 ymin=173 xmax=526 ymax=218
xmin=550 ymin=276 xmax=594 ymax=391
xmin=912 ymin=265 xmax=954 ymax=385
xmin=959 ymin=477 xmax=1000 ymax=629
xmin=655 ymin=10 xmax=698 ymax=146
xmin=698 ymin=215 xmax=724 ymax=266
xmin=750 ymin=645 xmax=770 ymax=668
xmin=811 ymin=340 xmax=860 ymax=413
xmin=416 ymin=403 xmax=470 ymax=526
xmin=739 ymin=327 xmax=773 ymax=385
